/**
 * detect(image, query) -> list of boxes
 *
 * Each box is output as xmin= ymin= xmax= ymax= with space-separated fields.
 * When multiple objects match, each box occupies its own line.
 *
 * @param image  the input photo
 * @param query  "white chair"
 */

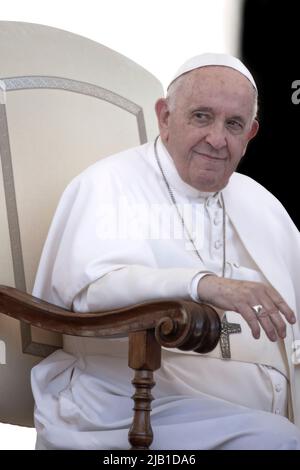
xmin=0 ymin=21 xmax=220 ymax=449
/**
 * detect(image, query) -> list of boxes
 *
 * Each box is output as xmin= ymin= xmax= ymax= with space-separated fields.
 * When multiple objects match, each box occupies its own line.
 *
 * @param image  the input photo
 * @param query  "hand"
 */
xmin=197 ymin=275 xmax=297 ymax=341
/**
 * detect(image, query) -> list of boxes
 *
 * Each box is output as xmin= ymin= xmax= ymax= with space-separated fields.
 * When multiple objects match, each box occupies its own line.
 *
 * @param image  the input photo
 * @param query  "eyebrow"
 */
xmin=190 ymin=106 xmax=213 ymax=113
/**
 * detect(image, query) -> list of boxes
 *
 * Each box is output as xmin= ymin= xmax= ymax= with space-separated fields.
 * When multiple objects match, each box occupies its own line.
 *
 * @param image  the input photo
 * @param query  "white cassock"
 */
xmin=31 ymin=139 xmax=300 ymax=450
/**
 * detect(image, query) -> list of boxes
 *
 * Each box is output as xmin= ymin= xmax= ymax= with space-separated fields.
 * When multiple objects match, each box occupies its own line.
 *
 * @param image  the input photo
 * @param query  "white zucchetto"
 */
xmin=167 ymin=53 xmax=257 ymax=91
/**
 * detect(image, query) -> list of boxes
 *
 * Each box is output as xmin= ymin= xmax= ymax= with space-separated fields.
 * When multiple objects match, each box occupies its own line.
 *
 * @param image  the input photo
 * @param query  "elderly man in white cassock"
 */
xmin=31 ymin=53 xmax=300 ymax=450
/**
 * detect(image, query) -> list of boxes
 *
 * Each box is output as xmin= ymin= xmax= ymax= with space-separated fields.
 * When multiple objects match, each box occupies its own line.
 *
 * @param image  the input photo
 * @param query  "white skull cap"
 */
xmin=167 ymin=53 xmax=257 ymax=91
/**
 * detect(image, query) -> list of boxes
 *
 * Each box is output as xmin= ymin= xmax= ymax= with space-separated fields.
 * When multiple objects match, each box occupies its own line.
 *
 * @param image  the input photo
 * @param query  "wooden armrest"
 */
xmin=0 ymin=284 xmax=221 ymax=449
xmin=0 ymin=284 xmax=220 ymax=353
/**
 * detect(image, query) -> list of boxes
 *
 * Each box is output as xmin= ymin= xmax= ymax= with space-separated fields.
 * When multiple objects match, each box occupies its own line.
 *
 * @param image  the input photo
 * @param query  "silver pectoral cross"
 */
xmin=220 ymin=314 xmax=242 ymax=359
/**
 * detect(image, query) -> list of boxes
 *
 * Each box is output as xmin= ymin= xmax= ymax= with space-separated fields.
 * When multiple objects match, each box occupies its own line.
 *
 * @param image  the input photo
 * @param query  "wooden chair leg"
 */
xmin=128 ymin=330 xmax=161 ymax=450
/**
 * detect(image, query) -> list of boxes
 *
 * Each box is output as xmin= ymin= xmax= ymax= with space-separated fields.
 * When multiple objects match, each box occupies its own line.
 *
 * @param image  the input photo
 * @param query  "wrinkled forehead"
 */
xmin=183 ymin=66 xmax=255 ymax=93
xmin=176 ymin=66 xmax=257 ymax=107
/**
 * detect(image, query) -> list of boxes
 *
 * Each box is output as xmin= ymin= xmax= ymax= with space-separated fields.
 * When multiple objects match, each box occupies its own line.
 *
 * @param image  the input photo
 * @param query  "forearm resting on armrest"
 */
xmin=73 ymin=265 xmax=216 ymax=313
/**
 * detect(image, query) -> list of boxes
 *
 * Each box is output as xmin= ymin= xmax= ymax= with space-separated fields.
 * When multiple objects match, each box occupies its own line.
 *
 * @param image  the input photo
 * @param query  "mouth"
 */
xmin=193 ymin=150 xmax=227 ymax=161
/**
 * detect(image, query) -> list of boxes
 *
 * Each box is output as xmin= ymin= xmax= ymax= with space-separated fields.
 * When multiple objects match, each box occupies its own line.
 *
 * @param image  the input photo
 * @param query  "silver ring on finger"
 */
xmin=252 ymin=304 xmax=265 ymax=316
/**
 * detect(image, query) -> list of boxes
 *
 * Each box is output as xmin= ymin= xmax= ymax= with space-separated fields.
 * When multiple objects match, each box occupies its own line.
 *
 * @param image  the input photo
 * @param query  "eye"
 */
xmin=227 ymin=120 xmax=244 ymax=131
xmin=195 ymin=112 xmax=206 ymax=119
xmin=193 ymin=112 xmax=211 ymax=122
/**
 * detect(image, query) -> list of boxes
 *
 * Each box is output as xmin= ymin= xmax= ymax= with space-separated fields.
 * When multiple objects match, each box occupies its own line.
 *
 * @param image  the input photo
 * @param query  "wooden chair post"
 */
xmin=128 ymin=330 xmax=161 ymax=450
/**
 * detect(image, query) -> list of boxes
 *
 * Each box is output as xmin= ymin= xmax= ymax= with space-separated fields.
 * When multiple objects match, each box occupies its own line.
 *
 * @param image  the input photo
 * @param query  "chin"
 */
xmin=195 ymin=182 xmax=225 ymax=192
xmin=192 ymin=179 xmax=218 ymax=192
xmin=192 ymin=175 xmax=228 ymax=192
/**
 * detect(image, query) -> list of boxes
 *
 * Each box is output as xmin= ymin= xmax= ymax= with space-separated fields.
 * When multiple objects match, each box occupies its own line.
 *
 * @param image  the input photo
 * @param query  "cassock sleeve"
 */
xmin=72 ymin=266 xmax=216 ymax=312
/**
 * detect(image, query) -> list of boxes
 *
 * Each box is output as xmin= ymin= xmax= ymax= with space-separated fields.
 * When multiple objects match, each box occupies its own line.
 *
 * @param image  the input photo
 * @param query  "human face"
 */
xmin=155 ymin=66 xmax=259 ymax=192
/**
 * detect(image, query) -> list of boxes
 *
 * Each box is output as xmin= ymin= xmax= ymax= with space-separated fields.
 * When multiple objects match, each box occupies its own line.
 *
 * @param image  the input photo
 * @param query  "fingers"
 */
xmin=270 ymin=297 xmax=296 ymax=325
xmin=255 ymin=294 xmax=288 ymax=339
xmin=257 ymin=312 xmax=280 ymax=341
xmin=262 ymin=309 xmax=287 ymax=339
xmin=240 ymin=305 xmax=261 ymax=340
xmin=260 ymin=289 xmax=296 ymax=340
xmin=198 ymin=278 xmax=297 ymax=343
xmin=240 ymin=306 xmax=285 ymax=342
xmin=264 ymin=286 xmax=295 ymax=324
xmin=238 ymin=295 xmax=293 ymax=342
xmin=248 ymin=286 xmax=296 ymax=341
xmin=247 ymin=303 xmax=294 ymax=342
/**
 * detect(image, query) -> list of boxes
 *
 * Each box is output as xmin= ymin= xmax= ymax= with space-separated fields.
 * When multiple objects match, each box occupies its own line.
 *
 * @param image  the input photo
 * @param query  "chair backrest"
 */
xmin=0 ymin=21 xmax=163 ymax=426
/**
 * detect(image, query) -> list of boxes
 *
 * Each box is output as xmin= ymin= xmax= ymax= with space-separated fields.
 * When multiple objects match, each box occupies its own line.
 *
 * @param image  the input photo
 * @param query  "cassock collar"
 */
xmin=156 ymin=137 xmax=221 ymax=204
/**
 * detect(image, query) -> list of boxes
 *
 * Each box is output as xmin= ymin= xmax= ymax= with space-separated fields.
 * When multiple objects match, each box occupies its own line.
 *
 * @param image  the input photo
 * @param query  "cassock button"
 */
xmin=292 ymin=342 xmax=300 ymax=365
xmin=275 ymin=409 xmax=281 ymax=415
xmin=233 ymin=262 xmax=240 ymax=268
xmin=213 ymin=217 xmax=221 ymax=225
xmin=214 ymin=240 xmax=222 ymax=249
xmin=275 ymin=384 xmax=282 ymax=393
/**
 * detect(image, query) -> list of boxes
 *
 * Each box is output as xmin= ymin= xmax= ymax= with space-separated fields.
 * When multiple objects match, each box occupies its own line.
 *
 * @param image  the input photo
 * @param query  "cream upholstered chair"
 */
xmin=0 ymin=21 xmax=220 ymax=449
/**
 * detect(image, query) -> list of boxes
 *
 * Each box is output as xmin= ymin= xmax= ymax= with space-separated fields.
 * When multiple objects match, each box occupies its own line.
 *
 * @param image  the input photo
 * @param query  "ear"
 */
xmin=155 ymin=98 xmax=170 ymax=142
xmin=247 ymin=119 xmax=259 ymax=141
xmin=242 ymin=119 xmax=259 ymax=156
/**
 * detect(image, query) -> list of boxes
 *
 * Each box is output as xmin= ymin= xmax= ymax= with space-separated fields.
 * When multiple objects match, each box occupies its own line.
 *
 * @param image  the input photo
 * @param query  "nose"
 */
xmin=204 ymin=122 xmax=227 ymax=150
